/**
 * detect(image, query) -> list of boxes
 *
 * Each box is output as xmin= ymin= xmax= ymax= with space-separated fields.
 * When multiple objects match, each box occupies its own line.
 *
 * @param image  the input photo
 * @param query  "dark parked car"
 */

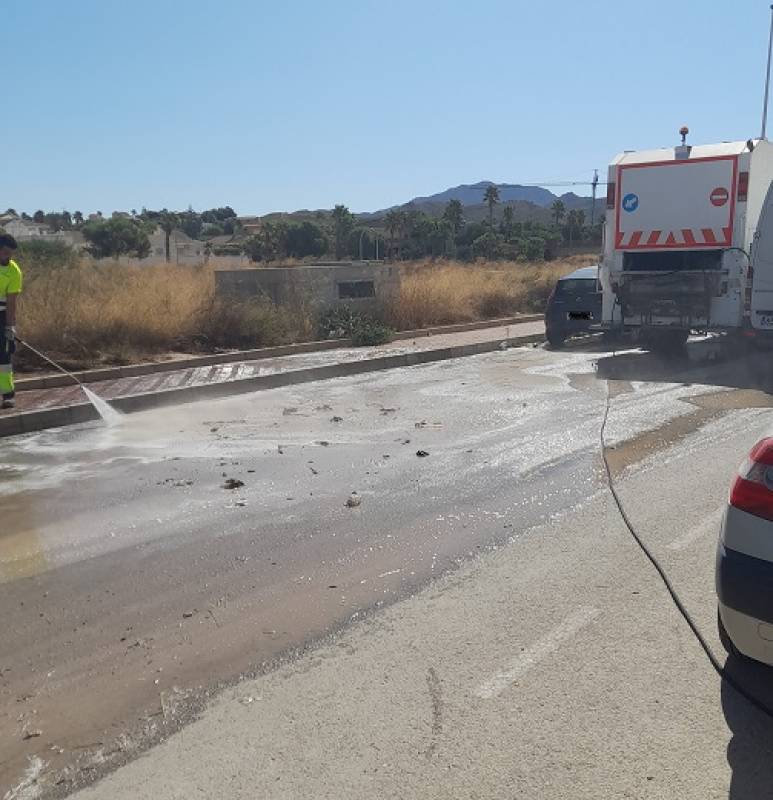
xmin=544 ymin=265 xmax=601 ymax=347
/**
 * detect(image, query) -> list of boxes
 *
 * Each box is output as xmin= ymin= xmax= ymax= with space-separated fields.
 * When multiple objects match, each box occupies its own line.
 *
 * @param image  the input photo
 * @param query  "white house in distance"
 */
xmin=147 ymin=226 xmax=205 ymax=263
xmin=0 ymin=212 xmax=84 ymax=248
xmin=0 ymin=212 xmax=209 ymax=263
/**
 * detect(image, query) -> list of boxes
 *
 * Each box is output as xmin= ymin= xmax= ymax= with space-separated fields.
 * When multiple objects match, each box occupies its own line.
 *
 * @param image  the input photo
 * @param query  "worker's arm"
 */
xmin=5 ymin=293 xmax=17 ymax=327
xmin=5 ymin=263 xmax=21 ymax=334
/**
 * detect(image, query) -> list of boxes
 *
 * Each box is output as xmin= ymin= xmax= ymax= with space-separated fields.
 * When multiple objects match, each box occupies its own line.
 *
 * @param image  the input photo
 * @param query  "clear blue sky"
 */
xmin=7 ymin=0 xmax=772 ymax=216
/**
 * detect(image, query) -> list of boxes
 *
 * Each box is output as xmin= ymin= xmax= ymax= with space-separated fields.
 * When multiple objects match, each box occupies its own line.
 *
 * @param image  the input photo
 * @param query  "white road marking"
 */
xmin=667 ymin=508 xmax=724 ymax=551
xmin=475 ymin=606 xmax=599 ymax=699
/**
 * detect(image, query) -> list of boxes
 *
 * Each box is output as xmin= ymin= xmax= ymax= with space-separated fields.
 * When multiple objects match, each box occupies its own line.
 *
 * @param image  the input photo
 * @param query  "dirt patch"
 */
xmin=686 ymin=389 xmax=773 ymax=412
xmin=567 ymin=372 xmax=599 ymax=393
xmin=608 ymin=379 xmax=635 ymax=399
xmin=605 ymin=388 xmax=773 ymax=476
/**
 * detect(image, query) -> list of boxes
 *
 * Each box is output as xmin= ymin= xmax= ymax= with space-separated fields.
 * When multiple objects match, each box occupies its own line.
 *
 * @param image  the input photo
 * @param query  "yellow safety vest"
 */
xmin=0 ymin=259 xmax=22 ymax=309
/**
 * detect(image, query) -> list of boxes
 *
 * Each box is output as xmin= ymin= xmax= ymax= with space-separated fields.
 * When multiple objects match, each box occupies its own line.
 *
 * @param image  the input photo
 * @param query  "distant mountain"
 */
xmin=409 ymin=181 xmax=558 ymax=209
xmin=360 ymin=181 xmax=600 ymax=223
xmin=250 ymin=181 xmax=601 ymax=226
xmin=558 ymin=191 xmax=598 ymax=211
xmin=372 ymin=181 xmax=594 ymax=212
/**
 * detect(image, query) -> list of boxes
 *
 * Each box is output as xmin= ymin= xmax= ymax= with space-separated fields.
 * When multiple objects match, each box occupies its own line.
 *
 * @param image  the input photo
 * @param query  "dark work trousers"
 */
xmin=0 ymin=309 xmax=15 ymax=399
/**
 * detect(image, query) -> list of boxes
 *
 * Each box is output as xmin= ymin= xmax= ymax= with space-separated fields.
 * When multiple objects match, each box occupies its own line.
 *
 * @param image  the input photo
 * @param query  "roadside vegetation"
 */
xmin=7 ymin=195 xmax=600 ymax=264
xmin=12 ymin=241 xmax=592 ymax=371
xmin=14 ymin=242 xmax=308 ymax=369
xmin=240 ymin=198 xmax=600 ymax=264
xmin=386 ymin=259 xmax=575 ymax=330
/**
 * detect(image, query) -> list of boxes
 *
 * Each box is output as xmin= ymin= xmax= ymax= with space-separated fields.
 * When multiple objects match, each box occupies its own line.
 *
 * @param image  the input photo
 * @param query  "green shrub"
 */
xmin=17 ymin=240 xmax=79 ymax=273
xmin=317 ymin=306 xmax=393 ymax=346
xmin=317 ymin=306 xmax=361 ymax=339
xmin=351 ymin=318 xmax=393 ymax=346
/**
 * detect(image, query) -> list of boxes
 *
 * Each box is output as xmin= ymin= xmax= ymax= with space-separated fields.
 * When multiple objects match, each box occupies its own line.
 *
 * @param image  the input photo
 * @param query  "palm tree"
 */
xmin=402 ymin=209 xmax=415 ymax=257
xmin=332 ymin=204 xmax=354 ymax=259
xmin=385 ymin=209 xmax=402 ymax=260
xmin=551 ymin=200 xmax=566 ymax=226
xmin=158 ymin=211 xmax=179 ymax=263
xmin=436 ymin=218 xmax=454 ymax=257
xmin=566 ymin=209 xmax=579 ymax=247
xmin=501 ymin=205 xmax=515 ymax=241
xmin=483 ymin=185 xmax=500 ymax=228
xmin=252 ymin=221 xmax=281 ymax=262
xmin=443 ymin=199 xmax=464 ymax=236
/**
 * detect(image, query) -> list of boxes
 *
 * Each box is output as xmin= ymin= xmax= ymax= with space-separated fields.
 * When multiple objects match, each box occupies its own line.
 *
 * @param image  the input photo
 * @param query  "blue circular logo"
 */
xmin=622 ymin=193 xmax=639 ymax=213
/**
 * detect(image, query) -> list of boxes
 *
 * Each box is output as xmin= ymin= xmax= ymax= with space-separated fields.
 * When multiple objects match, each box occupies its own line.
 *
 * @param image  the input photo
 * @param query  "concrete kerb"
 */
xmin=0 ymin=332 xmax=544 ymax=439
xmin=14 ymin=315 xmax=543 ymax=391
xmin=0 ymin=401 xmax=100 ymax=438
xmin=113 ymin=332 xmax=544 ymax=412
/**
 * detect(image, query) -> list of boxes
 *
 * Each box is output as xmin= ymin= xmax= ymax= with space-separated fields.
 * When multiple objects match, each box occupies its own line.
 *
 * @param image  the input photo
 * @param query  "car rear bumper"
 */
xmin=544 ymin=314 xmax=598 ymax=334
xmin=717 ymin=541 xmax=773 ymax=664
xmin=718 ymin=602 xmax=773 ymax=666
xmin=716 ymin=542 xmax=773 ymax=625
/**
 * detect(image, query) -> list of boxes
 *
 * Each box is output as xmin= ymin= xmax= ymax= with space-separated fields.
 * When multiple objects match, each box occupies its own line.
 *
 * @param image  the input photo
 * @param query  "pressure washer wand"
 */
xmin=16 ymin=337 xmax=85 ymax=388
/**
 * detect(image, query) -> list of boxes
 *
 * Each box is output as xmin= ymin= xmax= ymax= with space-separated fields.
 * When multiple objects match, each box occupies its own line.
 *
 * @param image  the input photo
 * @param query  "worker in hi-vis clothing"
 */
xmin=0 ymin=234 xmax=22 ymax=409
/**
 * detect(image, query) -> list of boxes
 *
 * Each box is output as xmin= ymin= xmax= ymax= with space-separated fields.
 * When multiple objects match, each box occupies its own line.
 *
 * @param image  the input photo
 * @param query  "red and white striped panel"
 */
xmin=615 ymin=226 xmax=731 ymax=249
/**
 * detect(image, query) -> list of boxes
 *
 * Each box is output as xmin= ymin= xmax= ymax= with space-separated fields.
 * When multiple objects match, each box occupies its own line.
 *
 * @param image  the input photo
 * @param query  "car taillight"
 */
xmin=730 ymin=438 xmax=773 ymax=521
xmin=738 ymin=171 xmax=749 ymax=202
xmin=606 ymin=182 xmax=616 ymax=210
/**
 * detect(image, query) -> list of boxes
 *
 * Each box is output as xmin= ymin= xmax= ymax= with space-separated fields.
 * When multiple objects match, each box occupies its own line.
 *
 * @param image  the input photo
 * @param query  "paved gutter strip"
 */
xmin=14 ymin=315 xmax=542 ymax=391
xmin=0 ymin=332 xmax=543 ymax=438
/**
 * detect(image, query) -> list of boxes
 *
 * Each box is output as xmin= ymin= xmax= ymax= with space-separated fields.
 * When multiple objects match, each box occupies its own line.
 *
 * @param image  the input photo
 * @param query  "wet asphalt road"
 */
xmin=4 ymin=339 xmax=773 ymax=796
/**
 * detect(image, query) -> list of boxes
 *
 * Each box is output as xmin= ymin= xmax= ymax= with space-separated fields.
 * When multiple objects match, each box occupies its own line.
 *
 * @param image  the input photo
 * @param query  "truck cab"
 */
xmin=600 ymin=137 xmax=773 ymax=348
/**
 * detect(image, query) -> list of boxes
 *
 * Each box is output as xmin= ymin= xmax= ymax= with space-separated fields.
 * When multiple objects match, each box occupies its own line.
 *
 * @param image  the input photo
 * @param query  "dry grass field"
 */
xmin=16 ymin=255 xmax=596 ymax=368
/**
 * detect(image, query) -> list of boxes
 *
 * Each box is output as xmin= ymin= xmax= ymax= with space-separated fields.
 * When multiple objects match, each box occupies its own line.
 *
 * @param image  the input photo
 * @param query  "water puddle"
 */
xmin=0 ymin=492 xmax=47 ymax=581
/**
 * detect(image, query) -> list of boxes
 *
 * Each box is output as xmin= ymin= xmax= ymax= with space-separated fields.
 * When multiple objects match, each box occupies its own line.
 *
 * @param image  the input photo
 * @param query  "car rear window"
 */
xmin=556 ymin=278 xmax=597 ymax=294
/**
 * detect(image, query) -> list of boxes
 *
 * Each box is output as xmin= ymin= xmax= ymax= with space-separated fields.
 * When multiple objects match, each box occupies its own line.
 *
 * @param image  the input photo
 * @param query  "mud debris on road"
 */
xmin=4 ymin=340 xmax=773 ymax=796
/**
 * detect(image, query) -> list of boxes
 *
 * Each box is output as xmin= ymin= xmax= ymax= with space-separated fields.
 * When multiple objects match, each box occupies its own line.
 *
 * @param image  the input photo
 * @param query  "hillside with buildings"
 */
xmin=1 ymin=177 xmax=600 ymax=265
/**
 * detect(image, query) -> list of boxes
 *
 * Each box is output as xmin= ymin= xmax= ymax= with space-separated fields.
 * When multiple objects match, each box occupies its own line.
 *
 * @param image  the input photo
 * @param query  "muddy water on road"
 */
xmin=604 ymin=388 xmax=773 ymax=477
xmin=2 ymin=342 xmax=773 ymax=796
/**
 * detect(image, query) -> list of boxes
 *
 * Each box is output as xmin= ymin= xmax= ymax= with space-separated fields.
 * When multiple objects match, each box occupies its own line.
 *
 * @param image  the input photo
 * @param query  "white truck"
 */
xmin=600 ymin=134 xmax=773 ymax=349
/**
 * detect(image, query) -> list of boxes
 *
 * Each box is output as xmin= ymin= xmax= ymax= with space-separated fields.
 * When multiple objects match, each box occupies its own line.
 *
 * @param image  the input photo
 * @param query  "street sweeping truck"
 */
xmin=600 ymin=130 xmax=773 ymax=349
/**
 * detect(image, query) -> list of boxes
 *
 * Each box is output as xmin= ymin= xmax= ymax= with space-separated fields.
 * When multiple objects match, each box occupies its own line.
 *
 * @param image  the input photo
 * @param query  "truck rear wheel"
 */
xmin=601 ymin=329 xmax=623 ymax=346
xmin=640 ymin=329 xmax=689 ymax=355
xmin=546 ymin=329 xmax=565 ymax=348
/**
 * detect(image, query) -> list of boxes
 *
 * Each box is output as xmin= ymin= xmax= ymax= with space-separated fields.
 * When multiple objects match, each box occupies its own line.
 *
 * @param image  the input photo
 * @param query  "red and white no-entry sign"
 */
xmin=710 ymin=186 xmax=729 ymax=207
